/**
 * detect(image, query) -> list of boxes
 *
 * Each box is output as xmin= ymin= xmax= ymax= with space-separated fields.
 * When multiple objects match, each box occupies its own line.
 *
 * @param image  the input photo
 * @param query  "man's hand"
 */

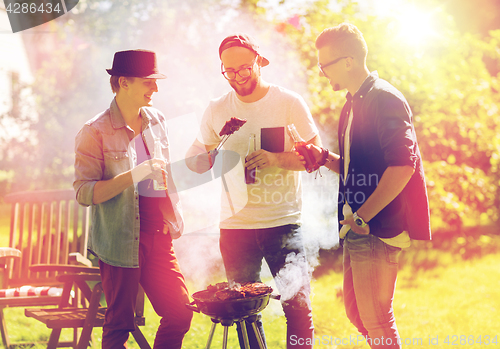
xmin=148 ymin=158 xmax=168 ymax=183
xmin=340 ymin=215 xmax=370 ymax=235
xmin=245 ymin=150 xmax=278 ymax=170
xmin=185 ymin=139 xmax=218 ymax=174
xmin=186 ymin=149 xmax=218 ymax=174
xmin=93 ymin=158 xmax=167 ymax=205
xmin=131 ymin=158 xmax=167 ymax=183
xmin=295 ymin=143 xmax=322 ymax=165
xmin=294 ymin=143 xmax=340 ymax=174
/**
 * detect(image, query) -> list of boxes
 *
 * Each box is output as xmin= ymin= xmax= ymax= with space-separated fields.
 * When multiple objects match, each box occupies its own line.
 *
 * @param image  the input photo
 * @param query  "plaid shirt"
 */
xmin=74 ymin=98 xmax=183 ymax=267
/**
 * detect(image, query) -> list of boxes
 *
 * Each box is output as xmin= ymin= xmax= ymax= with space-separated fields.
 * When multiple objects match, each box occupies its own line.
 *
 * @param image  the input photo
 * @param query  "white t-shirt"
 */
xmin=198 ymin=85 xmax=318 ymax=229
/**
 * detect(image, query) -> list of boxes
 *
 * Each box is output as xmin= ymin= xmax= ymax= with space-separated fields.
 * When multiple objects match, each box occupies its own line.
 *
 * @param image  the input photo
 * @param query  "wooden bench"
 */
xmin=1 ymin=189 xmax=90 ymax=347
xmin=24 ymin=265 xmax=150 ymax=349
xmin=0 ymin=189 xmax=149 ymax=348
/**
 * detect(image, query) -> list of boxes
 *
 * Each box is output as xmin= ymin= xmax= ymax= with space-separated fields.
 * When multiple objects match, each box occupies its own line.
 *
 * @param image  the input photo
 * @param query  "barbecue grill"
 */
xmin=186 ymin=289 xmax=280 ymax=349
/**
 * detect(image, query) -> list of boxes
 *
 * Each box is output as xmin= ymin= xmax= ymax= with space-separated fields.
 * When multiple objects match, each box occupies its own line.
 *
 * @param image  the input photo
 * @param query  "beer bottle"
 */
xmin=153 ymin=138 xmax=168 ymax=190
xmin=245 ymin=133 xmax=256 ymax=184
xmin=287 ymin=124 xmax=316 ymax=173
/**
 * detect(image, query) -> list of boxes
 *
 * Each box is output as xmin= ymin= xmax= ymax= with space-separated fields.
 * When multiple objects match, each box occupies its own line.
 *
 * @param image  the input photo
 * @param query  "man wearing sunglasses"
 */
xmin=186 ymin=33 xmax=320 ymax=348
xmin=298 ymin=23 xmax=431 ymax=348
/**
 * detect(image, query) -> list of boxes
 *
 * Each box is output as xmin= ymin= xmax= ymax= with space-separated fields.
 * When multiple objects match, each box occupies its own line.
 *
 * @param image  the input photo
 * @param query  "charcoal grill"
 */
xmin=186 ymin=289 xmax=280 ymax=349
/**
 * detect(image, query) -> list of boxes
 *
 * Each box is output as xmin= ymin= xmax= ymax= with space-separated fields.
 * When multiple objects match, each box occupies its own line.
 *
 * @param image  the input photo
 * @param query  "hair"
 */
xmin=315 ymin=23 xmax=368 ymax=62
xmin=109 ymin=76 xmax=135 ymax=93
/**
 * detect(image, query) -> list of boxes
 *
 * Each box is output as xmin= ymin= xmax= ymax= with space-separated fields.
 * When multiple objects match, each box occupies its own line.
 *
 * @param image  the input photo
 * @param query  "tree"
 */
xmin=263 ymin=0 xmax=500 ymax=232
xmin=3 ymin=0 xmax=499 ymax=234
xmin=1 ymin=0 xmax=266 ymax=195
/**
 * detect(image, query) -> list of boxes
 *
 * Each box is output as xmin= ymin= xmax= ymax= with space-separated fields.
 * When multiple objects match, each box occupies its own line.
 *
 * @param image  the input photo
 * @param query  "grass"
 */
xmin=2 ymin=201 xmax=499 ymax=348
xmin=2 ymin=253 xmax=500 ymax=348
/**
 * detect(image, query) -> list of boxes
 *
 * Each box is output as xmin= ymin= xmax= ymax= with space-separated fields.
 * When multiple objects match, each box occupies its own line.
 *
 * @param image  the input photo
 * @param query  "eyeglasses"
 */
xmin=318 ymin=56 xmax=350 ymax=76
xmin=221 ymin=56 xmax=258 ymax=81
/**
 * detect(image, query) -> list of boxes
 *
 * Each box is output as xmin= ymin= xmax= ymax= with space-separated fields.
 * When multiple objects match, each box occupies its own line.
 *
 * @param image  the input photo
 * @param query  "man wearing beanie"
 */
xmin=186 ymin=34 xmax=319 ymax=349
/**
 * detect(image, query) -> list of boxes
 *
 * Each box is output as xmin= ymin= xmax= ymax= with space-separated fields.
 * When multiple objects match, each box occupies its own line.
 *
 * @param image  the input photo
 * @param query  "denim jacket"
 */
xmin=338 ymin=71 xmax=431 ymax=240
xmin=74 ymin=98 xmax=184 ymax=267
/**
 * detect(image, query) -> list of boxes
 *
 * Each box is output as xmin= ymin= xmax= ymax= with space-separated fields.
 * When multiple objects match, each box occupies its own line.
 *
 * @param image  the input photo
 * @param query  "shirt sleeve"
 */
xmin=196 ymin=102 xmax=221 ymax=146
xmin=73 ymin=124 xmax=103 ymax=207
xmin=290 ymin=95 xmax=319 ymax=143
xmin=376 ymin=90 xmax=418 ymax=168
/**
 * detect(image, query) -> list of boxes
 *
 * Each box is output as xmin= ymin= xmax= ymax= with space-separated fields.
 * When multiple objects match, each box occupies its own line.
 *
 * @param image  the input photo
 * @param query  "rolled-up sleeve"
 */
xmin=74 ymin=124 xmax=103 ymax=206
xmin=376 ymin=90 xmax=418 ymax=168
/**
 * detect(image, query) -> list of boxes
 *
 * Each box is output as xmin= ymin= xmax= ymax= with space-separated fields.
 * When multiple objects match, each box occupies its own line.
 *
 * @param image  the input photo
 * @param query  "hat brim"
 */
xmin=260 ymin=56 xmax=270 ymax=67
xmin=106 ymin=69 xmax=167 ymax=79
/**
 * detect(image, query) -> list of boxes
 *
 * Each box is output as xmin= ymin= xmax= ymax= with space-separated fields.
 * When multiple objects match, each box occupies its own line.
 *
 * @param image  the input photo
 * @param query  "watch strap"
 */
xmin=353 ymin=212 xmax=368 ymax=228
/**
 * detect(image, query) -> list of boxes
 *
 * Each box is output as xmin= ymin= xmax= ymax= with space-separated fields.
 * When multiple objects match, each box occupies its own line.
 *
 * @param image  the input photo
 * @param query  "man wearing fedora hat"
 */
xmin=186 ymin=34 xmax=319 ymax=349
xmin=74 ymin=49 xmax=192 ymax=348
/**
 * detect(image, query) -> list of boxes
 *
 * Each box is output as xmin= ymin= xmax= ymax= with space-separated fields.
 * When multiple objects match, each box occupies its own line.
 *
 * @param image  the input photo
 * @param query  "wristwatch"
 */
xmin=353 ymin=212 xmax=368 ymax=228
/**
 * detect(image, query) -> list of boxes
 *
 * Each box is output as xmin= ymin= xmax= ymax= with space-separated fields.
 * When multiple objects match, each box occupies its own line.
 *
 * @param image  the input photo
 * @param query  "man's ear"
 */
xmin=257 ymin=55 xmax=264 ymax=67
xmin=255 ymin=56 xmax=263 ymax=77
xmin=345 ymin=56 xmax=354 ymax=71
xmin=119 ymin=76 xmax=129 ymax=89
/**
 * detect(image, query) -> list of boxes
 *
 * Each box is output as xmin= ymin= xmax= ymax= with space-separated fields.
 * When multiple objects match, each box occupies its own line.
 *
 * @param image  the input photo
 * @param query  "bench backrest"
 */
xmin=3 ymin=189 xmax=90 ymax=288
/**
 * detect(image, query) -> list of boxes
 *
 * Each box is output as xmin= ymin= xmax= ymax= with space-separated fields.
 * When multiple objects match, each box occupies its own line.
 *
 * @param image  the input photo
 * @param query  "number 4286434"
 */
xmin=6 ymin=2 xmax=62 ymax=14
xmin=444 ymin=335 xmax=498 ymax=345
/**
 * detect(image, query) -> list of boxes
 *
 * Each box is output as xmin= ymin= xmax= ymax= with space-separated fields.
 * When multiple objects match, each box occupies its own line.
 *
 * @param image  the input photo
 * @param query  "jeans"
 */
xmin=99 ymin=230 xmax=192 ymax=349
xmin=220 ymin=224 xmax=314 ymax=349
xmin=343 ymin=230 xmax=402 ymax=349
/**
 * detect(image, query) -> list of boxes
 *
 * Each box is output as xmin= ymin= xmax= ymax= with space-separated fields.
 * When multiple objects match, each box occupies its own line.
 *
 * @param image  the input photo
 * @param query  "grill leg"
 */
xmin=222 ymin=325 xmax=229 ymax=349
xmin=239 ymin=320 xmax=251 ymax=349
xmin=205 ymin=320 xmax=218 ymax=349
xmin=251 ymin=321 xmax=266 ymax=349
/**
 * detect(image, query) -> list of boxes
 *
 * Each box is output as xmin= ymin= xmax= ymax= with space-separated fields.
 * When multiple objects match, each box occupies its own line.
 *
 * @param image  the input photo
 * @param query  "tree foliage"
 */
xmin=261 ymin=0 xmax=500 ymax=232
xmin=1 ymin=0 xmax=499 ymax=234
xmin=0 ymin=0 xmax=249 ymax=196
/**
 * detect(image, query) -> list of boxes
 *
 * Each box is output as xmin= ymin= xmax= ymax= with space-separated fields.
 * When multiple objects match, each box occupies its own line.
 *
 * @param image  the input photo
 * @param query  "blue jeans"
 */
xmin=343 ymin=230 xmax=402 ymax=349
xmin=220 ymin=224 xmax=314 ymax=349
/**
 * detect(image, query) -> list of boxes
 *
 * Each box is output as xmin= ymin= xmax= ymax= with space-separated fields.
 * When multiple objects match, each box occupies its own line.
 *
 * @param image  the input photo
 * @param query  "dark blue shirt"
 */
xmin=338 ymin=71 xmax=431 ymax=240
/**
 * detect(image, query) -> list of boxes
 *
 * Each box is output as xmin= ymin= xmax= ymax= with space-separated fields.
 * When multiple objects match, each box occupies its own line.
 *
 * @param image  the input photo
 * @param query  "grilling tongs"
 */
xmin=208 ymin=117 xmax=247 ymax=164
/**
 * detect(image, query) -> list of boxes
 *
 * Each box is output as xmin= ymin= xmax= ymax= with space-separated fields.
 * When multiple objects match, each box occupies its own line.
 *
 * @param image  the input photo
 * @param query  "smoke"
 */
xmin=301 ymin=170 xmax=340 ymax=269
xmin=151 ymin=6 xmax=341 ymax=293
xmin=274 ymin=252 xmax=309 ymax=301
xmin=166 ymin=98 xmax=340 ymax=296
xmin=31 ymin=1 xmax=341 ymax=293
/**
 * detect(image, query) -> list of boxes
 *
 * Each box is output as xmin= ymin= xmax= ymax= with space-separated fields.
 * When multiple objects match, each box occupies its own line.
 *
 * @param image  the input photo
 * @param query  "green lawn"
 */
xmin=2 ymin=252 xmax=500 ymax=348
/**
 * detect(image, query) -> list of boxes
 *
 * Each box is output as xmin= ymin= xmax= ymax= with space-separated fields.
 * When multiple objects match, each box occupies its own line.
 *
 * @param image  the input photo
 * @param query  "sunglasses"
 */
xmin=317 ymin=56 xmax=350 ymax=76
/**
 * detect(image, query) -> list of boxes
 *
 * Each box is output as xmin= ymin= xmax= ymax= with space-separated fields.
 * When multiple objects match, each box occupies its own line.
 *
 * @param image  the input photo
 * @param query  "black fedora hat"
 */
xmin=106 ymin=49 xmax=166 ymax=79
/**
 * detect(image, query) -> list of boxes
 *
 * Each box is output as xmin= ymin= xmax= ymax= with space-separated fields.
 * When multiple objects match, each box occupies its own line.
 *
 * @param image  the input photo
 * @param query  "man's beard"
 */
xmin=230 ymin=77 xmax=258 ymax=97
xmin=330 ymin=81 xmax=341 ymax=91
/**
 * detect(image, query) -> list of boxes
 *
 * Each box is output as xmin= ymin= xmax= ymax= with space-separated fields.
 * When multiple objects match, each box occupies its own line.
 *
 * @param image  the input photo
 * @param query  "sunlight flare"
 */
xmin=365 ymin=0 xmax=439 ymax=48
xmin=394 ymin=4 xmax=437 ymax=47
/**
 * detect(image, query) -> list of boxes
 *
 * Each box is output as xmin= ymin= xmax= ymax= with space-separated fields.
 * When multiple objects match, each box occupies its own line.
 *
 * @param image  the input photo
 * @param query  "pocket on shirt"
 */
xmin=104 ymin=151 xmax=130 ymax=178
xmin=156 ymin=140 xmax=170 ymax=160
